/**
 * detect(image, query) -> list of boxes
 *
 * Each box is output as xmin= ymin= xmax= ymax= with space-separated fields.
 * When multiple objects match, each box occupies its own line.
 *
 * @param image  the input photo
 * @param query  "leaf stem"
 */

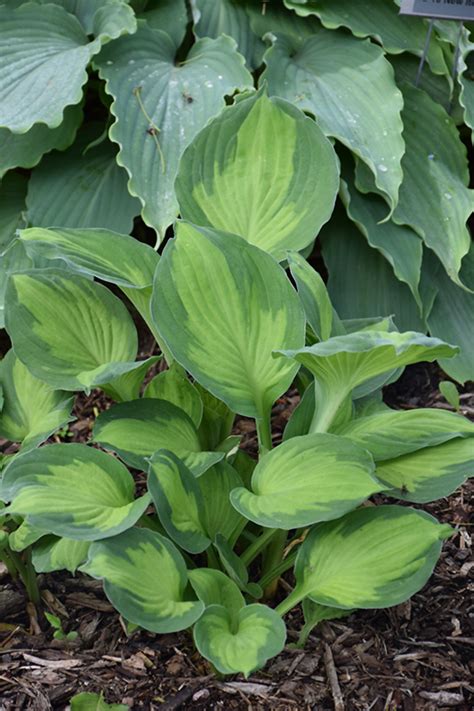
xmin=275 ymin=586 xmax=306 ymax=617
xmin=240 ymin=527 xmax=279 ymax=567
xmin=257 ymin=550 xmax=297 ymax=589
xmin=261 ymin=529 xmax=288 ymax=598
xmin=256 ymin=413 xmax=272 ymax=456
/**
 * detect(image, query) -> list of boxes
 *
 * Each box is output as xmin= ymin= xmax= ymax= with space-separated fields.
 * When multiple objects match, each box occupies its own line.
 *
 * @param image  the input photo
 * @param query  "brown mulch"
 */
xmin=0 ymin=364 xmax=473 ymax=710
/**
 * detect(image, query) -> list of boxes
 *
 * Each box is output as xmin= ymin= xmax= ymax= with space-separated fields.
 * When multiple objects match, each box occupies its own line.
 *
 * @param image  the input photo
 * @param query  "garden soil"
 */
xmin=0 ymin=363 xmax=472 ymax=710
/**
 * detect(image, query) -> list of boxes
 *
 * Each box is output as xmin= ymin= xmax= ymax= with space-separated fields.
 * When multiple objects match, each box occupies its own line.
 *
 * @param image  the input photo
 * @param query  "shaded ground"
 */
xmin=0 ymin=364 xmax=473 ymax=710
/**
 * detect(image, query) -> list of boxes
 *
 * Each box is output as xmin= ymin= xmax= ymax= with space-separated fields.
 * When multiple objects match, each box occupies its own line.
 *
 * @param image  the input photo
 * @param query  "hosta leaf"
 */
xmin=284 ymin=0 xmax=448 ymax=73
xmin=93 ymin=398 xmax=222 ymax=474
xmin=214 ymin=533 xmax=262 ymax=599
xmin=5 ymin=270 xmax=140 ymax=391
xmin=148 ymin=450 xmax=210 ymax=554
xmin=278 ymin=331 xmax=458 ymax=432
xmin=340 ymin=162 xmax=423 ymax=308
xmin=293 ymin=506 xmax=451 ymax=609
xmin=261 ymin=29 xmax=404 ymax=212
xmin=0 ymin=104 xmax=83 ymax=177
xmin=103 ymin=356 xmax=159 ymax=403
xmin=320 ymin=210 xmax=426 ymax=333
xmin=1 ymin=444 xmax=150 ymax=540
xmin=195 ymin=382 xmax=235 ymax=451
xmin=193 ymin=0 xmax=265 ymax=69
xmin=390 ymin=54 xmax=451 ymax=107
xmin=231 ymin=433 xmax=381 ymax=529
xmin=189 ymin=568 xmax=245 ymax=617
xmin=391 ymin=85 xmax=473 ymax=286
xmin=32 ymin=536 xmax=90 ymax=573
xmin=81 ymin=527 xmax=204 ymax=633
xmin=144 ymin=364 xmax=203 ymax=428
xmin=70 ymin=691 xmax=127 ymax=711
xmin=8 ymin=520 xmax=45 ymax=552
xmin=427 ymin=246 xmax=474 ymax=383
xmin=198 ymin=461 xmax=245 ymax=544
xmin=176 ymin=90 xmax=338 ymax=261
xmin=194 ymin=604 xmax=286 ymax=677
xmin=18 ymin=225 xmax=160 ymax=332
xmin=96 ymin=27 xmax=252 ymax=240
xmin=0 ymin=172 xmax=27 ymax=250
xmin=0 ymin=2 xmax=136 ymax=132
xmin=287 ymin=251 xmax=344 ymax=341
xmin=247 ymin=1 xmax=321 ymax=42
xmin=377 ymin=438 xmax=474 ymax=503
xmin=151 ymin=223 xmax=305 ymax=419
xmin=337 ymin=408 xmax=474 ymax=461
xmin=140 ymin=0 xmax=188 ymax=47
xmin=0 ymin=242 xmax=30 ymax=329
xmin=298 ymin=599 xmax=353 ymax=647
xmin=26 ymin=137 xmax=140 ymax=233
xmin=0 ymin=350 xmax=74 ymax=451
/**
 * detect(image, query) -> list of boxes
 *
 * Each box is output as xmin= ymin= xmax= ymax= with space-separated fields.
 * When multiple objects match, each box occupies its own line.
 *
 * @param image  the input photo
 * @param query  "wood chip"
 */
xmin=418 ymin=690 xmax=464 ymax=706
xmin=324 ymin=643 xmax=344 ymax=711
xmin=21 ymin=653 xmax=82 ymax=669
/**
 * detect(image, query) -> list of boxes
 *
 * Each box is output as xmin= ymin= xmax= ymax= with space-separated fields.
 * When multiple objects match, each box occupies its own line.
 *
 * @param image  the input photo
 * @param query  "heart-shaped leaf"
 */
xmin=81 ymin=527 xmax=204 ymax=633
xmin=152 ymin=222 xmax=305 ymax=419
xmin=278 ymin=331 xmax=458 ymax=432
xmin=376 ymin=438 xmax=474 ymax=503
xmin=336 ymin=408 xmax=474 ymax=461
xmin=292 ymin=505 xmax=451 ymax=609
xmin=0 ymin=350 xmax=74 ymax=451
xmin=231 ymin=433 xmax=381 ymax=529
xmin=189 ymin=568 xmax=245 ymax=618
xmin=148 ymin=450 xmax=210 ymax=554
xmin=5 ymin=270 xmax=142 ymax=392
xmin=261 ymin=27 xmax=404 ymax=212
xmin=96 ymin=27 xmax=252 ymax=240
xmin=1 ymin=444 xmax=150 ymax=540
xmin=144 ymin=364 xmax=203 ymax=428
xmin=176 ymin=90 xmax=339 ymax=261
xmin=93 ymin=398 xmax=222 ymax=474
xmin=194 ymin=604 xmax=286 ymax=676
xmin=0 ymin=2 xmax=136 ymax=132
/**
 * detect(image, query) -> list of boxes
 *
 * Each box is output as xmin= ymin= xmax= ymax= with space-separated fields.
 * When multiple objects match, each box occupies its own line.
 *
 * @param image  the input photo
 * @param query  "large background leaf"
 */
xmin=96 ymin=27 xmax=252 ymax=240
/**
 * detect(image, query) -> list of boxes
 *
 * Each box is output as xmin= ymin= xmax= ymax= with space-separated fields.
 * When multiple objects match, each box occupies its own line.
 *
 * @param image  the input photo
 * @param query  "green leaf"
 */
xmin=1 ymin=444 xmax=150 ymax=540
xmin=376 ymin=438 xmax=474 ymax=503
xmin=194 ymin=604 xmax=286 ymax=677
xmin=0 ymin=2 xmax=136 ymax=132
xmin=278 ymin=331 xmax=458 ymax=433
xmin=0 ymin=349 xmax=74 ymax=451
xmin=293 ymin=505 xmax=451 ymax=609
xmin=213 ymin=533 xmax=262 ymax=599
xmin=19 ymin=226 xmax=159 ymax=289
xmin=194 ymin=382 xmax=235 ymax=451
xmin=194 ymin=0 xmax=265 ymax=69
xmin=70 ymin=691 xmax=128 ymax=711
xmin=287 ymin=251 xmax=344 ymax=341
xmin=189 ymin=568 xmax=245 ymax=618
xmin=0 ymin=172 xmax=28 ymax=250
xmin=391 ymin=85 xmax=474 ymax=286
xmin=198 ymin=461 xmax=245 ymax=545
xmin=0 ymin=104 xmax=83 ymax=177
xmin=340 ymin=160 xmax=423 ymax=309
xmin=151 ymin=223 xmax=305 ymax=419
xmin=0 ymin=242 xmax=30 ymax=328
xmin=284 ymin=0 xmax=448 ymax=74
xmin=390 ymin=54 xmax=451 ymax=107
xmin=231 ymin=433 xmax=381 ymax=529
xmin=176 ymin=90 xmax=338 ymax=261
xmin=81 ymin=527 xmax=204 ymax=633
xmin=32 ymin=536 xmax=90 ymax=573
xmin=96 ymin=27 xmax=252 ymax=240
xmin=148 ymin=450 xmax=210 ymax=554
xmin=427 ymin=245 xmax=474 ymax=383
xmin=261 ymin=28 xmax=404 ymax=212
xmin=439 ymin=381 xmax=460 ymax=410
xmin=320 ymin=209 xmax=426 ymax=333
xmin=26 ymin=136 xmax=140 ymax=233
xmin=93 ymin=398 xmax=222 ymax=474
xmin=140 ymin=0 xmax=188 ymax=47
xmin=336 ymin=408 xmax=474 ymax=461
xmin=8 ymin=520 xmax=45 ymax=552
xmin=144 ymin=364 xmax=203 ymax=428
xmin=5 ymin=270 xmax=140 ymax=391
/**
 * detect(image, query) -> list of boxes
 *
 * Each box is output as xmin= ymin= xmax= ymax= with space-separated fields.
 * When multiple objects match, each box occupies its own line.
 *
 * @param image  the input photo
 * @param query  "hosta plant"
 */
xmin=1 ymin=95 xmax=473 ymax=669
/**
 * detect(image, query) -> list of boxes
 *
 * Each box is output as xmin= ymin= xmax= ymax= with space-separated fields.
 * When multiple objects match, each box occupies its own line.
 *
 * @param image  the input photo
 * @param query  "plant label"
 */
xmin=400 ymin=0 xmax=474 ymax=20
